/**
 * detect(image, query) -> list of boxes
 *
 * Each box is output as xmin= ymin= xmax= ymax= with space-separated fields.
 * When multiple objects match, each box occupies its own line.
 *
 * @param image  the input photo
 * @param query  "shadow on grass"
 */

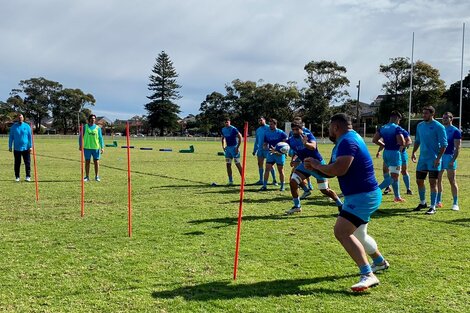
xmin=184 ymin=231 xmax=205 ymax=236
xmin=151 ymin=274 xmax=361 ymax=300
xmin=188 ymin=214 xmax=317 ymax=228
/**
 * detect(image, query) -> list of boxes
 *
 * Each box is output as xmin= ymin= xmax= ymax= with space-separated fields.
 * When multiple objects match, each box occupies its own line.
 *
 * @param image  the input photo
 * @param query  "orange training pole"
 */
xmin=80 ymin=124 xmax=85 ymax=217
xmin=233 ymin=121 xmax=248 ymax=280
xmin=30 ymin=123 xmax=39 ymax=202
xmin=126 ymin=122 xmax=132 ymax=237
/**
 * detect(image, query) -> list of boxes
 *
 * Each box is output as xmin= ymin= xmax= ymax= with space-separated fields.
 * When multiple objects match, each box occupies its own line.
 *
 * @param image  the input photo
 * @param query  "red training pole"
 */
xmin=30 ymin=123 xmax=39 ymax=202
xmin=233 ymin=121 xmax=248 ymax=280
xmin=80 ymin=124 xmax=85 ymax=217
xmin=126 ymin=122 xmax=132 ymax=237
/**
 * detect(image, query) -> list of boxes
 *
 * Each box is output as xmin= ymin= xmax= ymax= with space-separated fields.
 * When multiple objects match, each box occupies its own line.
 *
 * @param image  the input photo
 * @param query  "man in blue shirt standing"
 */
xmin=260 ymin=118 xmax=288 ymax=191
xmin=373 ymin=111 xmax=405 ymax=202
xmin=305 ymin=113 xmax=388 ymax=292
xmin=437 ymin=112 xmax=461 ymax=211
xmin=221 ymin=118 xmax=243 ymax=185
xmin=411 ymin=106 xmax=448 ymax=215
xmin=8 ymin=113 xmax=32 ymax=182
xmin=253 ymin=117 xmax=277 ymax=185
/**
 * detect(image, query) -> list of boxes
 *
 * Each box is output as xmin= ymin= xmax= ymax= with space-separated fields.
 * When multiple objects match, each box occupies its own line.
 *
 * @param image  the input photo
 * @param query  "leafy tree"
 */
xmin=443 ymin=71 xmax=470 ymax=128
xmin=9 ymin=77 xmax=63 ymax=133
xmin=52 ymin=88 xmax=95 ymax=134
xmin=145 ymin=51 xmax=181 ymax=136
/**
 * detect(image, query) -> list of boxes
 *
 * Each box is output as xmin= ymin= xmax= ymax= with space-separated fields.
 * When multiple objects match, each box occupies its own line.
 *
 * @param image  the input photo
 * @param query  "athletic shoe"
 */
xmin=425 ymin=208 xmax=437 ymax=215
xmin=299 ymin=190 xmax=312 ymax=200
xmin=25 ymin=177 xmax=31 ymax=182
xmin=255 ymin=180 xmax=263 ymax=185
xmin=351 ymin=274 xmax=380 ymax=292
xmin=279 ymin=186 xmax=285 ymax=192
xmin=383 ymin=187 xmax=391 ymax=195
xmin=95 ymin=176 xmax=101 ymax=182
xmin=393 ymin=197 xmax=406 ymax=203
xmin=413 ymin=203 xmax=427 ymax=211
xmin=406 ymin=189 xmax=413 ymax=195
xmin=15 ymin=177 xmax=20 ymax=182
xmin=451 ymin=205 xmax=460 ymax=211
xmin=285 ymin=206 xmax=302 ymax=215
xmin=436 ymin=202 xmax=443 ymax=208
xmin=272 ymin=181 xmax=279 ymax=186
xmin=259 ymin=186 xmax=268 ymax=191
xmin=371 ymin=260 xmax=390 ymax=273
xmin=84 ymin=176 xmax=90 ymax=182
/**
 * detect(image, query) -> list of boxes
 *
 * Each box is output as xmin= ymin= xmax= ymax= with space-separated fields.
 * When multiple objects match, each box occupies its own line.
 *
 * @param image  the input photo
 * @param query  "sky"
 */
xmin=1 ymin=0 xmax=469 ymax=121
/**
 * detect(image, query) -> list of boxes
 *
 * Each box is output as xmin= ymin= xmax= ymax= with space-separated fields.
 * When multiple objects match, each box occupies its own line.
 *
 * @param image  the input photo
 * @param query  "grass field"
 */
xmin=0 ymin=136 xmax=469 ymax=312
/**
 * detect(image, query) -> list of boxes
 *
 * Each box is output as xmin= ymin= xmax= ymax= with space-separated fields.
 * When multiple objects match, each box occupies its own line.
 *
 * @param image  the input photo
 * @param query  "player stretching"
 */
xmin=253 ymin=117 xmax=277 ymax=185
xmin=285 ymin=122 xmax=342 ymax=215
xmin=260 ymin=118 xmax=287 ymax=191
xmin=411 ymin=106 xmax=447 ymax=215
xmin=437 ymin=112 xmax=461 ymax=211
xmin=221 ymin=118 xmax=243 ymax=185
xmin=305 ymin=113 xmax=389 ymax=292
xmin=372 ymin=111 xmax=405 ymax=202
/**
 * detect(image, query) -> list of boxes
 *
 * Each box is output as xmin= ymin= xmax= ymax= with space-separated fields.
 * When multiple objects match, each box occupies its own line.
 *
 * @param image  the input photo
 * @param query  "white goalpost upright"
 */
xmin=408 ymin=32 xmax=415 ymax=133
xmin=459 ymin=22 xmax=466 ymax=130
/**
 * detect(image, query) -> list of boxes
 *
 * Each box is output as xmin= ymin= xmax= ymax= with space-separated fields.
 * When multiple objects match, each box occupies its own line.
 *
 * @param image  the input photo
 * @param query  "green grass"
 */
xmin=0 ymin=137 xmax=469 ymax=312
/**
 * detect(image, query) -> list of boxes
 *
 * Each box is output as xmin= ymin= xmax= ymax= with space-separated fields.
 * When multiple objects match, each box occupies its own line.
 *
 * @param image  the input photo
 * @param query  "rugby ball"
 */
xmin=275 ymin=142 xmax=290 ymax=155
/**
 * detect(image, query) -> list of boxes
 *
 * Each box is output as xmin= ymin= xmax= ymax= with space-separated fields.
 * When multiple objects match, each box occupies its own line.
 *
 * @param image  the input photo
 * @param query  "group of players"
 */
xmin=220 ymin=106 xmax=461 ymax=291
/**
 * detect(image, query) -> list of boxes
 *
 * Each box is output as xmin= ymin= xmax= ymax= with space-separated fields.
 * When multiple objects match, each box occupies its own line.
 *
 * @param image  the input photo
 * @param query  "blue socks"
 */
xmin=436 ymin=192 xmax=442 ymax=204
xmin=373 ymin=255 xmax=385 ymax=265
xmin=391 ymin=179 xmax=400 ymax=198
xmin=403 ymin=174 xmax=410 ymax=190
xmin=359 ymin=264 xmax=372 ymax=275
xmin=258 ymin=168 xmax=264 ymax=181
xmin=228 ymin=176 xmax=233 ymax=183
xmin=430 ymin=192 xmax=437 ymax=208
xmin=307 ymin=180 xmax=313 ymax=190
xmin=335 ymin=198 xmax=343 ymax=206
xmin=293 ymin=197 xmax=300 ymax=208
xmin=418 ymin=188 xmax=426 ymax=204
xmin=453 ymin=195 xmax=458 ymax=205
xmin=301 ymin=184 xmax=310 ymax=192
xmin=379 ymin=173 xmax=391 ymax=190
xmin=263 ymin=180 xmax=268 ymax=188
xmin=271 ymin=168 xmax=276 ymax=181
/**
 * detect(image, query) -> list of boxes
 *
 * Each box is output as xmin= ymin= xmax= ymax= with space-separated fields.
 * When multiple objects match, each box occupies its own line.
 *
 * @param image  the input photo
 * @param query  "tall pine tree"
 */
xmin=145 ymin=51 xmax=181 ymax=136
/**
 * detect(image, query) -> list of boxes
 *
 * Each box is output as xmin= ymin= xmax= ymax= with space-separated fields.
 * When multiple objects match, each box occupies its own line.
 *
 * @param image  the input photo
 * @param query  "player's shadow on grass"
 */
xmin=188 ymin=214 xmax=317 ymax=228
xmin=151 ymin=274 xmax=360 ymax=301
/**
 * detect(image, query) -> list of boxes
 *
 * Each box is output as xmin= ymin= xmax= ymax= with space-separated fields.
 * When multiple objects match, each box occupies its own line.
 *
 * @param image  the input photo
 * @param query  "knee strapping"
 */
xmin=291 ymin=173 xmax=302 ymax=184
xmin=353 ymin=224 xmax=377 ymax=255
xmin=317 ymin=181 xmax=328 ymax=190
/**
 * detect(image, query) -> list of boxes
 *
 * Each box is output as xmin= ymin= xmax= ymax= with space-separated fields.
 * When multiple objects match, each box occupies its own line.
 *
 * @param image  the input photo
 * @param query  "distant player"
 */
xmin=288 ymin=116 xmax=313 ymax=192
xmin=8 ymin=113 xmax=32 ymax=182
xmin=372 ymin=111 xmax=405 ymax=202
xmin=79 ymin=114 xmax=104 ymax=182
xmin=437 ymin=112 xmax=461 ymax=211
xmin=305 ymin=113 xmax=388 ymax=292
xmin=253 ymin=117 xmax=277 ymax=185
xmin=285 ymin=121 xmax=342 ymax=215
xmin=221 ymin=118 xmax=243 ymax=185
xmin=411 ymin=106 xmax=448 ymax=215
xmin=260 ymin=118 xmax=287 ymax=191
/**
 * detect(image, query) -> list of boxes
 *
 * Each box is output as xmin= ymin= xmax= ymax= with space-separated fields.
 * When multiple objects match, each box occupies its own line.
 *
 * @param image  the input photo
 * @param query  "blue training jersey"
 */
xmin=379 ymin=122 xmax=403 ymax=151
xmin=254 ymin=125 xmax=269 ymax=152
xmin=287 ymin=133 xmax=323 ymax=162
xmin=222 ymin=125 xmax=240 ymax=147
xmin=444 ymin=125 xmax=462 ymax=155
xmin=415 ymin=120 xmax=447 ymax=160
xmin=9 ymin=122 xmax=32 ymax=151
xmin=401 ymin=128 xmax=410 ymax=151
xmin=264 ymin=128 xmax=287 ymax=147
xmin=331 ymin=130 xmax=378 ymax=196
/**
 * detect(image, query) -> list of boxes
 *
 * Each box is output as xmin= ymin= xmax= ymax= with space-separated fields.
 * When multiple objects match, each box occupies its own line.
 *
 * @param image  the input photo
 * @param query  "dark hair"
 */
xmin=259 ymin=116 xmax=265 ymax=121
xmin=390 ymin=110 xmax=402 ymax=119
xmin=88 ymin=114 xmax=97 ymax=121
xmin=269 ymin=118 xmax=278 ymax=125
xmin=293 ymin=116 xmax=303 ymax=122
xmin=291 ymin=121 xmax=303 ymax=129
xmin=330 ymin=113 xmax=352 ymax=128
xmin=423 ymin=106 xmax=435 ymax=115
xmin=444 ymin=112 xmax=453 ymax=119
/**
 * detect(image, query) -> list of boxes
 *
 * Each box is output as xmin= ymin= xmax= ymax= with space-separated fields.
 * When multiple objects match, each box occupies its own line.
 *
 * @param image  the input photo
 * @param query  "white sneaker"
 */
xmin=371 ymin=260 xmax=390 ymax=273
xmin=285 ymin=207 xmax=302 ymax=215
xmin=451 ymin=205 xmax=460 ymax=211
xmin=95 ymin=176 xmax=101 ymax=182
xmin=351 ymin=274 xmax=380 ymax=292
xmin=15 ymin=177 xmax=20 ymax=182
xmin=25 ymin=177 xmax=31 ymax=182
xmin=299 ymin=190 xmax=312 ymax=200
xmin=84 ymin=176 xmax=90 ymax=182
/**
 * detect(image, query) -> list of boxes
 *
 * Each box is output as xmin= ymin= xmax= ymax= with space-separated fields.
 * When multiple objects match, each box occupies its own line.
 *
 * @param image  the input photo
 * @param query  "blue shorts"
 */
xmin=401 ymin=151 xmax=408 ymax=165
xmin=266 ymin=152 xmax=286 ymax=165
xmin=295 ymin=161 xmax=327 ymax=181
xmin=225 ymin=146 xmax=240 ymax=159
xmin=441 ymin=154 xmax=457 ymax=170
xmin=84 ymin=149 xmax=100 ymax=161
xmin=417 ymin=157 xmax=441 ymax=172
xmin=256 ymin=149 xmax=269 ymax=158
xmin=383 ymin=150 xmax=401 ymax=167
xmin=342 ymin=188 xmax=382 ymax=223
